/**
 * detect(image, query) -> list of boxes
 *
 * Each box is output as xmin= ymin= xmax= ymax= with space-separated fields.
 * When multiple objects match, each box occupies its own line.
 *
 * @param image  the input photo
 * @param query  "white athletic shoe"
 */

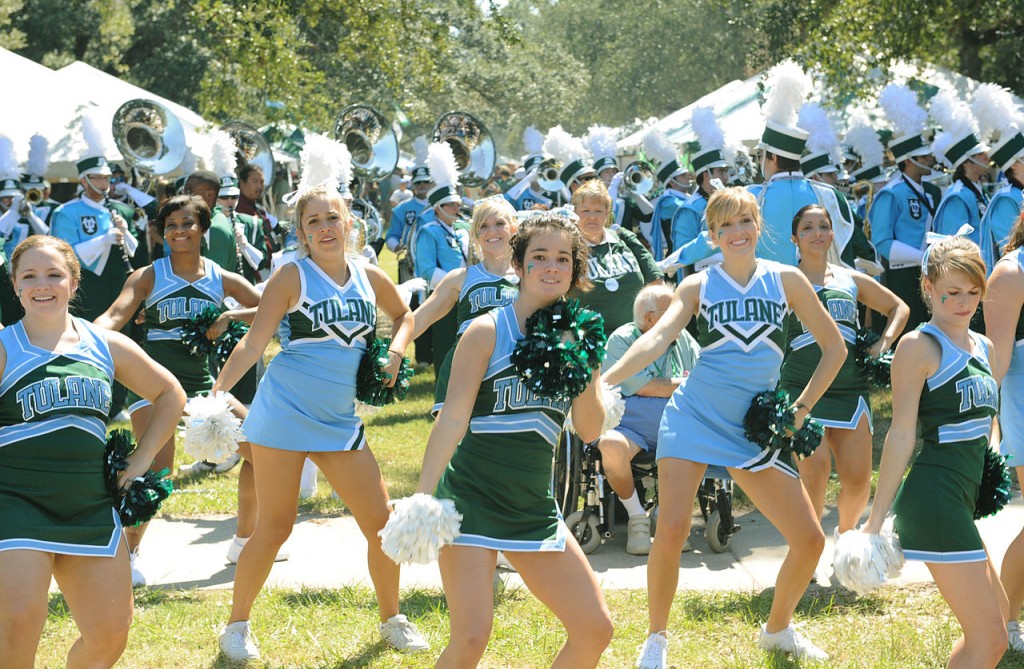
xmin=129 ymin=549 xmax=146 ymax=588
xmin=178 ymin=453 xmax=241 ymax=476
xmin=379 ymin=614 xmax=430 ymax=653
xmin=1009 ymin=621 xmax=1024 ymax=652
xmin=219 ymin=620 xmax=261 ymax=661
xmin=225 ymin=537 xmax=290 ymax=565
xmin=636 ymin=631 xmax=668 ymax=668
xmin=758 ymin=623 xmax=828 ymax=661
xmin=495 ymin=552 xmax=517 ymax=571
xmin=626 ymin=515 xmax=652 ymax=555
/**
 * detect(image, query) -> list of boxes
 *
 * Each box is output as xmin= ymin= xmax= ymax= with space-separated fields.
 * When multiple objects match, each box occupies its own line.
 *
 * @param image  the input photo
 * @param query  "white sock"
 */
xmin=622 ymin=491 xmax=646 ymax=518
xmin=300 ymin=458 xmax=318 ymax=489
xmin=233 ymin=535 xmax=250 ymax=546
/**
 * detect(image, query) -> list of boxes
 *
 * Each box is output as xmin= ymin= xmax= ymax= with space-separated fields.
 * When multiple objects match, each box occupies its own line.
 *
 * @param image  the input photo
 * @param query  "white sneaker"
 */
xmin=379 ymin=614 xmax=430 ymax=653
xmin=219 ymin=620 xmax=261 ymax=661
xmin=758 ymin=623 xmax=828 ymax=661
xmin=178 ymin=453 xmax=241 ymax=476
xmin=495 ymin=552 xmax=517 ymax=571
xmin=225 ymin=537 xmax=290 ymax=565
xmin=626 ymin=515 xmax=652 ymax=555
xmin=129 ymin=549 xmax=146 ymax=588
xmin=636 ymin=631 xmax=668 ymax=668
xmin=1009 ymin=621 xmax=1024 ymax=652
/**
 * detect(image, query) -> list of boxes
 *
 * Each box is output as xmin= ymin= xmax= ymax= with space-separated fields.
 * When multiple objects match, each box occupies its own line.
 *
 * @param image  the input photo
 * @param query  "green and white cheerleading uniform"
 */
xmin=893 ymin=324 xmax=998 ymax=563
xmin=127 ymin=257 xmax=225 ymax=413
xmin=0 ymin=319 xmax=120 ymax=556
xmin=435 ymin=304 xmax=571 ymax=551
xmin=432 ymin=264 xmax=518 ymax=415
xmin=780 ymin=264 xmax=871 ymax=430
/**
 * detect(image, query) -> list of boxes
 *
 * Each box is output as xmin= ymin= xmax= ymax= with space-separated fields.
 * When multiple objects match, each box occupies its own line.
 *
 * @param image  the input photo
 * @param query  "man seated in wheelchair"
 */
xmin=599 ymin=284 xmax=699 ymax=555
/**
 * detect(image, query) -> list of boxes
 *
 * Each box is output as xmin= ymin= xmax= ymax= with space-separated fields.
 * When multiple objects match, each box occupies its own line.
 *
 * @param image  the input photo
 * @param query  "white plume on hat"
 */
xmin=930 ymin=90 xmax=979 ymax=168
xmin=879 ymin=84 xmax=928 ymax=138
xmin=523 ymin=126 xmax=545 ymax=156
xmin=179 ymin=147 xmax=198 ymax=176
xmin=413 ymin=135 xmax=430 ymax=168
xmin=427 ymin=141 xmax=460 ymax=189
xmin=844 ymin=111 xmax=884 ymax=168
xmin=585 ymin=125 xmax=618 ymax=161
xmin=296 ymin=133 xmax=351 ymax=193
xmin=26 ymin=134 xmax=49 ymax=177
xmin=691 ymin=107 xmax=726 ymax=152
xmin=544 ymin=126 xmax=588 ymax=165
xmin=798 ymin=103 xmax=840 ymax=162
xmin=763 ymin=60 xmax=813 ymax=127
xmin=0 ymin=135 xmax=18 ymax=180
xmin=972 ymin=83 xmax=1023 ymax=143
xmin=642 ymin=128 xmax=677 ymax=166
xmin=80 ymin=107 xmax=113 ymax=159
xmin=209 ymin=130 xmax=238 ymax=179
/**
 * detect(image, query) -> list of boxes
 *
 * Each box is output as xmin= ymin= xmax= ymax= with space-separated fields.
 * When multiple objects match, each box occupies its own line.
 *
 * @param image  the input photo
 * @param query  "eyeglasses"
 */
xmin=220 ymin=195 xmax=239 ymax=200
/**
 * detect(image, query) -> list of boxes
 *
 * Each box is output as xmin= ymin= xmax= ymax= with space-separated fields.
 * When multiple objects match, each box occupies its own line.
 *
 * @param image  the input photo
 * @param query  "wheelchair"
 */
xmin=552 ymin=430 xmax=740 ymax=554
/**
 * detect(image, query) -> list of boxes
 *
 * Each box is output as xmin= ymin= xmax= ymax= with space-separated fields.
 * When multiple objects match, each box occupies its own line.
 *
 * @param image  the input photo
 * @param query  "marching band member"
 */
xmin=974 ymin=83 xmax=1024 ymax=262
xmin=643 ymin=128 xmax=690 ymax=261
xmin=504 ymin=126 xmax=552 ymax=212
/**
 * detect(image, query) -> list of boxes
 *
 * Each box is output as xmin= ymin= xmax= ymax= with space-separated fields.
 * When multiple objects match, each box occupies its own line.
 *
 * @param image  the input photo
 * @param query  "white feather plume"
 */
xmin=844 ymin=111 xmax=884 ymax=168
xmin=544 ymin=126 xmax=588 ymax=164
xmin=973 ymin=83 xmax=1024 ymax=142
xmin=80 ymin=108 xmax=113 ymax=159
xmin=931 ymin=130 xmax=956 ymax=169
xmin=179 ymin=147 xmax=198 ymax=176
xmin=209 ymin=130 xmax=238 ymax=179
xmin=413 ymin=135 xmax=430 ymax=168
xmin=337 ymin=141 xmax=353 ymax=191
xmin=763 ymin=59 xmax=812 ymax=126
xmin=0 ymin=135 xmax=18 ymax=180
xmin=879 ymin=84 xmax=928 ymax=137
xmin=642 ymin=128 xmax=678 ymax=166
xmin=523 ymin=125 xmax=545 ymax=155
xmin=181 ymin=392 xmax=244 ymax=464
xmin=26 ymin=134 xmax=49 ymax=177
xmin=297 ymin=133 xmax=350 ymax=192
xmin=427 ymin=141 xmax=460 ymax=189
xmin=187 ymin=131 xmax=215 ymax=172
xmin=691 ymin=107 xmax=725 ymax=152
xmin=929 ymin=89 xmax=978 ymax=138
xmin=798 ymin=102 xmax=841 ymax=165
xmin=586 ymin=125 xmax=618 ymax=161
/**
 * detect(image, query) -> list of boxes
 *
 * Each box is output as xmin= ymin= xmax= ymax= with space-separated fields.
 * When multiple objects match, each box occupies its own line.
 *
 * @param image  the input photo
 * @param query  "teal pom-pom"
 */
xmin=356 ymin=337 xmax=414 ymax=406
xmin=856 ymin=329 xmax=893 ymax=388
xmin=975 ymin=448 xmax=1013 ymax=520
xmin=179 ymin=305 xmax=223 ymax=357
xmin=510 ymin=299 xmax=607 ymax=401
xmin=214 ymin=320 xmax=248 ymax=364
xmin=743 ymin=387 xmax=822 ymax=459
xmin=103 ymin=429 xmax=173 ymax=527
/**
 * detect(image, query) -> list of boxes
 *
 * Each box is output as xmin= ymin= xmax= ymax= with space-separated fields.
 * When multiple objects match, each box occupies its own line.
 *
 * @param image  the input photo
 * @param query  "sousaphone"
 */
xmin=333 ymin=104 xmax=399 ymax=185
xmin=220 ymin=121 xmax=275 ymax=190
xmin=112 ymin=99 xmax=186 ymax=176
xmin=432 ymin=111 xmax=496 ymax=188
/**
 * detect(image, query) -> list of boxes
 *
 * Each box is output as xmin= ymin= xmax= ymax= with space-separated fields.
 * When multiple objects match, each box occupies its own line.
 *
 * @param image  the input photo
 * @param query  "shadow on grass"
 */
xmin=363 ymin=409 xmax=434 ymax=429
xmin=677 ymin=587 xmax=887 ymax=625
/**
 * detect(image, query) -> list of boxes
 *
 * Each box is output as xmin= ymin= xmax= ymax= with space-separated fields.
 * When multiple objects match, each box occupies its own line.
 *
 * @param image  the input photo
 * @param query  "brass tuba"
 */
xmin=112 ymin=99 xmax=186 ymax=177
xmin=333 ymin=104 xmax=399 ymax=186
xmin=432 ymin=111 xmax=496 ymax=188
xmin=620 ymin=160 xmax=655 ymax=197
xmin=536 ymin=157 xmax=563 ymax=193
xmin=220 ymin=121 xmax=275 ymax=190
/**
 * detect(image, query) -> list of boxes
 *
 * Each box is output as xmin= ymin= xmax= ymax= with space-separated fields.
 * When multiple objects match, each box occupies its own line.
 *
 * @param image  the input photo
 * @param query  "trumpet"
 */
xmin=620 ymin=160 xmax=655 ymax=197
xmin=537 ymin=157 xmax=563 ymax=193
xmin=25 ymin=188 xmax=44 ymax=205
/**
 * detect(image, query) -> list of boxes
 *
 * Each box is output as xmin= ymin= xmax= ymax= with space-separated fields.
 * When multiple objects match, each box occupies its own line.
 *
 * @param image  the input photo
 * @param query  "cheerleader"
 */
xmin=604 ymin=188 xmax=846 ymax=667
xmin=411 ymin=196 xmax=519 ymax=415
xmin=984 ymin=210 xmax=1024 ymax=652
xmin=210 ymin=186 xmax=428 ymax=661
xmin=781 ymin=204 xmax=908 ymax=534
xmin=867 ymin=237 xmax=1008 ymax=667
xmin=0 ymin=236 xmax=185 ymax=668
xmin=94 ymin=195 xmax=262 ymax=586
xmin=416 ymin=212 xmax=613 ymax=668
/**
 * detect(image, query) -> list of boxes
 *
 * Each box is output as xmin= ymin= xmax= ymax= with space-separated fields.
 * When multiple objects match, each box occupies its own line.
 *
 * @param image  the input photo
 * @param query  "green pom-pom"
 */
xmin=855 ymin=329 xmax=893 ymax=389
xmin=214 ymin=320 xmax=249 ymax=364
xmin=790 ymin=418 xmax=824 ymax=458
xmin=510 ymin=299 xmax=607 ymax=401
xmin=975 ymin=448 xmax=1013 ymax=520
xmin=356 ymin=337 xmax=414 ymax=406
xmin=743 ymin=387 xmax=823 ymax=459
xmin=179 ymin=305 xmax=223 ymax=357
xmin=103 ymin=429 xmax=173 ymax=527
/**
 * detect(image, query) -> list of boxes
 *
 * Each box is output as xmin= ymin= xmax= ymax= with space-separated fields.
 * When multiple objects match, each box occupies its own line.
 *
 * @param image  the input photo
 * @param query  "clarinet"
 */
xmin=104 ymin=196 xmax=134 ymax=273
xmin=229 ymin=206 xmax=245 ymax=275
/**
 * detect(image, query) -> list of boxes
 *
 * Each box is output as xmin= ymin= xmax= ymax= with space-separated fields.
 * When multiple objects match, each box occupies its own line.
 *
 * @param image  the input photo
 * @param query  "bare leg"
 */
xmin=312 ymin=445 xmax=399 ymax=622
xmin=596 ymin=432 xmax=642 ymax=500
xmin=0 ymin=550 xmax=54 ymax=669
xmin=646 ymin=458 xmax=707 ymax=633
xmin=795 ymin=431 xmax=831 ymax=523
xmin=235 ymin=441 xmax=257 ymax=538
xmin=827 ymin=416 xmax=873 ymax=533
xmin=53 ymin=542 xmax=134 ymax=669
xmin=728 ymin=466 xmax=825 ymax=633
xmin=123 ymin=405 xmax=173 ymax=551
xmin=929 ymin=556 xmax=1009 ymax=668
xmin=509 ymin=537 xmax=614 ymax=668
xmin=434 ymin=546 xmax=497 ymax=668
xmin=1001 ymin=466 xmax=1024 ymax=623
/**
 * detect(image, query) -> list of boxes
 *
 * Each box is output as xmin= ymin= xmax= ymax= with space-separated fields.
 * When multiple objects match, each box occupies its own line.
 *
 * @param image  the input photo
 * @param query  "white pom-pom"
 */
xmin=565 ymin=382 xmax=625 ymax=436
xmin=833 ymin=524 xmax=904 ymax=595
xmin=26 ymin=134 xmax=50 ymax=177
xmin=642 ymin=129 xmax=677 ymax=166
xmin=973 ymin=83 xmax=1024 ymax=142
xmin=413 ymin=135 xmax=430 ymax=168
xmin=845 ymin=111 xmax=884 ymax=168
xmin=209 ymin=129 xmax=238 ymax=179
xmin=586 ymin=125 xmax=619 ymax=161
xmin=764 ymin=60 xmax=812 ymax=127
xmin=523 ymin=125 xmax=545 ymax=155
xmin=182 ymin=392 xmax=245 ymax=464
xmin=0 ymin=135 xmax=17 ymax=180
xmin=379 ymin=493 xmax=463 ymax=564
xmin=879 ymin=84 xmax=928 ymax=137
xmin=427 ymin=141 xmax=461 ymax=189
xmin=691 ymin=107 xmax=725 ymax=153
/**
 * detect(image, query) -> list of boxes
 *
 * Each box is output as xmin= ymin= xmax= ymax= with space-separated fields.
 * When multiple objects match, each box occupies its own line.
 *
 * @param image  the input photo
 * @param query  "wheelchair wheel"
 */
xmin=551 ymin=432 xmax=582 ymax=515
xmin=705 ymin=510 xmax=731 ymax=553
xmin=565 ymin=510 xmax=601 ymax=554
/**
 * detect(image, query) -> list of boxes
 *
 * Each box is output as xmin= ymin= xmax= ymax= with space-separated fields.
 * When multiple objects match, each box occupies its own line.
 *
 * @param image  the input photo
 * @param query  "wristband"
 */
xmin=792 ymin=402 xmax=810 ymax=413
xmin=387 ymin=349 xmax=403 ymax=359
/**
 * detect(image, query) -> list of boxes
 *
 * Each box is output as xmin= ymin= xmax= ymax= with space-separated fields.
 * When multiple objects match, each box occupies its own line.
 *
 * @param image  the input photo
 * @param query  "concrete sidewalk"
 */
xmin=126 ymin=496 xmax=1024 ymax=593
